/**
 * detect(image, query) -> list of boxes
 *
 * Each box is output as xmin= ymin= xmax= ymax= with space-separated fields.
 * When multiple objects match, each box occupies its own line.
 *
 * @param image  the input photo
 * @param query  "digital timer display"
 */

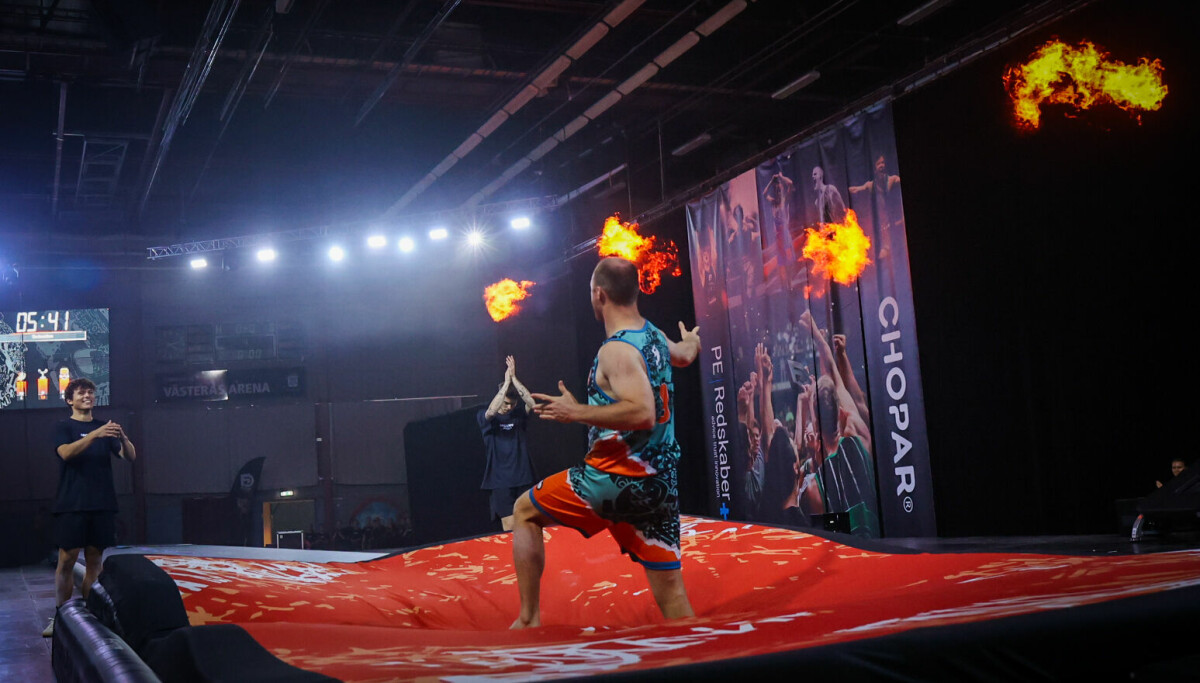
xmin=0 ymin=308 xmax=110 ymax=410
xmin=15 ymin=310 xmax=72 ymax=333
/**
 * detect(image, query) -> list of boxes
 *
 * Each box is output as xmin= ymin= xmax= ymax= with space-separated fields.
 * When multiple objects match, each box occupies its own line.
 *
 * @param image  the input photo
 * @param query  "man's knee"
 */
xmin=512 ymin=492 xmax=535 ymax=521
xmin=512 ymin=492 xmax=550 ymax=528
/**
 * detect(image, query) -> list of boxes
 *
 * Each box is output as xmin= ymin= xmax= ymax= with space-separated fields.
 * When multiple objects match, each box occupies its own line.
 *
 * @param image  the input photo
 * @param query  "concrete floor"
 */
xmin=0 ymin=563 xmax=57 ymax=682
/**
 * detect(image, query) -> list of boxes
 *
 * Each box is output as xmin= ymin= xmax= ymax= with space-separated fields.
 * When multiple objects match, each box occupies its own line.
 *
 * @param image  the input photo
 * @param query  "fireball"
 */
xmin=801 ymin=209 xmax=871 ymax=286
xmin=597 ymin=215 xmax=681 ymax=294
xmin=483 ymin=279 xmax=535 ymax=322
xmin=1004 ymin=39 xmax=1167 ymax=129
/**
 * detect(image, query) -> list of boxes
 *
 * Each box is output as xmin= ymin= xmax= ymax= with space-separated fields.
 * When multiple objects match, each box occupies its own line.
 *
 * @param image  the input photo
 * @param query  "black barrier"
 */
xmin=51 ymin=599 xmax=161 ymax=683
xmin=141 ymin=623 xmax=338 ymax=683
xmin=55 ymin=552 xmax=339 ymax=683
xmin=589 ymin=583 xmax=1200 ymax=682
xmin=88 ymin=554 xmax=190 ymax=652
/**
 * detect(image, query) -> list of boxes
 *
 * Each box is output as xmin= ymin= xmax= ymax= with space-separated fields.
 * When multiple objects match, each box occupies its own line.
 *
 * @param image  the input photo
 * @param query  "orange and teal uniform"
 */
xmin=529 ymin=321 xmax=683 ymax=569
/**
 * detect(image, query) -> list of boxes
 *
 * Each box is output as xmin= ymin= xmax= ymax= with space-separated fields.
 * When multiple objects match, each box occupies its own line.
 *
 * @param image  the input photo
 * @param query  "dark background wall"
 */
xmin=1 ymin=0 xmax=1193 ymax=566
xmin=894 ymin=1 xmax=1195 ymax=535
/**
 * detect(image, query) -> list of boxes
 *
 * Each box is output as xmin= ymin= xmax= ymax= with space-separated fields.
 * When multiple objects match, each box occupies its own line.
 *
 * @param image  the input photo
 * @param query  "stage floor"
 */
xmin=68 ymin=516 xmax=1200 ymax=682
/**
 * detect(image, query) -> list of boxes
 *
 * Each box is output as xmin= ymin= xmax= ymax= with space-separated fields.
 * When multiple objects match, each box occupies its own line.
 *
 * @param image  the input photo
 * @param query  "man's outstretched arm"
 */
xmin=533 ymin=343 xmax=655 ymax=432
xmin=667 ymin=322 xmax=701 ymax=367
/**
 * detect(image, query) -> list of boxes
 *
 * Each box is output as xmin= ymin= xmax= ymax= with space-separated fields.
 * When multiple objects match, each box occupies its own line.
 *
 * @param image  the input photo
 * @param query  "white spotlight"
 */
xmin=429 ymin=227 xmax=448 ymax=240
xmin=367 ymin=234 xmax=387 ymax=249
xmin=466 ymin=230 xmax=485 ymax=248
xmin=189 ymin=257 xmax=208 ymax=269
xmin=398 ymin=236 xmax=415 ymax=252
xmin=328 ymin=245 xmax=345 ymax=262
xmin=256 ymin=248 xmax=277 ymax=262
xmin=510 ymin=216 xmax=531 ymax=230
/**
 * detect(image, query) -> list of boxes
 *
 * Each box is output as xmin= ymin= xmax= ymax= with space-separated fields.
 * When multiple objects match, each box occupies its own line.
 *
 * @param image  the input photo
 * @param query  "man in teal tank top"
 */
xmin=510 ymin=257 xmax=701 ymax=628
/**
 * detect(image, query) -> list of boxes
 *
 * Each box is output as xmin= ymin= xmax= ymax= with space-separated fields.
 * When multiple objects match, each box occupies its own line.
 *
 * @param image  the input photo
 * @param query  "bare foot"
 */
xmin=510 ymin=615 xmax=540 ymax=629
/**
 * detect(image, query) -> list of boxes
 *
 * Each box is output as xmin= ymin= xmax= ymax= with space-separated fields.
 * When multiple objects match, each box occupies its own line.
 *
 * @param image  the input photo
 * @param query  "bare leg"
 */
xmin=510 ymin=492 xmax=548 ymax=628
xmin=644 ymin=567 xmax=695 ymax=619
xmin=82 ymin=546 xmax=104 ymax=599
xmin=500 ymin=515 xmax=514 ymax=532
xmin=55 ymin=548 xmax=81 ymax=606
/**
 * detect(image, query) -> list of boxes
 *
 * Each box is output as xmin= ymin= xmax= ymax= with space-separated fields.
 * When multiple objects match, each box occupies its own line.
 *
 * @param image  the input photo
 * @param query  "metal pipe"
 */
xmin=379 ymin=0 xmax=646 ymax=219
xmin=464 ymin=0 xmax=753 ymax=207
xmin=50 ymin=81 xmax=67 ymax=218
xmin=136 ymin=0 xmax=241 ymax=216
xmin=354 ymin=0 xmax=463 ymax=126
xmin=553 ymin=163 xmax=626 ymax=206
xmin=189 ymin=6 xmax=275 ymax=205
xmin=263 ymin=0 xmax=332 ymax=109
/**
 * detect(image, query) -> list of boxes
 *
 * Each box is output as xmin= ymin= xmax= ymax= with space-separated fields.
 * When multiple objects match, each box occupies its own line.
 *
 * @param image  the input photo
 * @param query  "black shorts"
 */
xmin=489 ymin=485 xmax=530 ymax=520
xmin=55 ymin=510 xmax=116 ymax=551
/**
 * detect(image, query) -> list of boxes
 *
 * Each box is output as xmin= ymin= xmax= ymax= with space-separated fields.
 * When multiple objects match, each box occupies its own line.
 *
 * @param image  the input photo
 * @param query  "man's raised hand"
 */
xmin=677 ymin=321 xmax=700 ymax=346
xmin=531 ymin=381 xmax=580 ymax=424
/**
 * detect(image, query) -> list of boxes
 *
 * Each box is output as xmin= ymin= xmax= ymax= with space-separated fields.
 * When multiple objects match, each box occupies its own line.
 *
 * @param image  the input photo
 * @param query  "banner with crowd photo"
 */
xmin=686 ymin=100 xmax=935 ymax=537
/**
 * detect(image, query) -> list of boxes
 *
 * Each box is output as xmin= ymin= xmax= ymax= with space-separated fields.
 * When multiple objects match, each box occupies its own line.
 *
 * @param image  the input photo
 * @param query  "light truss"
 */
xmin=145 ymin=196 xmax=560 ymax=260
xmin=146 ymin=226 xmax=333 ymax=260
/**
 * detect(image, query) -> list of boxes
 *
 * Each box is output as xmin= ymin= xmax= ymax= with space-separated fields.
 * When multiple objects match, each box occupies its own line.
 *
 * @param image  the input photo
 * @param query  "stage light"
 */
xmin=328 ymin=245 xmax=345 ymax=262
xmin=367 ymin=234 xmax=387 ymax=249
xmin=256 ymin=248 xmax=277 ymax=262
xmin=429 ymin=227 xmax=448 ymax=240
xmin=466 ymin=230 xmax=485 ymax=248
xmin=510 ymin=216 xmax=531 ymax=230
xmin=190 ymin=257 xmax=208 ymax=269
xmin=398 ymin=236 xmax=415 ymax=252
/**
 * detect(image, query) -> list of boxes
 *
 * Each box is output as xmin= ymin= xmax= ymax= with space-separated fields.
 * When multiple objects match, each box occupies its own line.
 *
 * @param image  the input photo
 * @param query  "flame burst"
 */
xmin=801 ymin=209 xmax=871 ymax=286
xmin=1004 ymin=39 xmax=1167 ymax=129
xmin=483 ymin=279 xmax=535 ymax=322
xmin=597 ymin=215 xmax=680 ymax=294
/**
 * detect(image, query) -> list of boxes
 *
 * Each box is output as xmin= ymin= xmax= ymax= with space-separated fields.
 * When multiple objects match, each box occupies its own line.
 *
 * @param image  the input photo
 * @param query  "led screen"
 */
xmin=0 ymin=308 xmax=110 ymax=410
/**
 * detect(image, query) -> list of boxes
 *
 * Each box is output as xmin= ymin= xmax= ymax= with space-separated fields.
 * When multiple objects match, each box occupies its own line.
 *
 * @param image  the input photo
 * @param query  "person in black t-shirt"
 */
xmin=478 ymin=355 xmax=536 ymax=531
xmin=44 ymin=377 xmax=136 ymax=637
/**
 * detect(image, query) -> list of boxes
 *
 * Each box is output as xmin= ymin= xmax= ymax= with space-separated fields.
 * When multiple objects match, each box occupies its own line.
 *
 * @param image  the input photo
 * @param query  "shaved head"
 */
xmin=592 ymin=257 xmax=640 ymax=306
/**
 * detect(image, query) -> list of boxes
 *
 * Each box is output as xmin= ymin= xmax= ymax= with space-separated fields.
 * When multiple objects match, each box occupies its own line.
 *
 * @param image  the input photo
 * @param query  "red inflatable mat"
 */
xmin=149 ymin=517 xmax=1200 ymax=681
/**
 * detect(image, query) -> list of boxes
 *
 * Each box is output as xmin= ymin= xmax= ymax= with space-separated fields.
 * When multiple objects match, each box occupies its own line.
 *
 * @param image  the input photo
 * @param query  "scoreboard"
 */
xmin=0 ymin=308 xmax=110 ymax=410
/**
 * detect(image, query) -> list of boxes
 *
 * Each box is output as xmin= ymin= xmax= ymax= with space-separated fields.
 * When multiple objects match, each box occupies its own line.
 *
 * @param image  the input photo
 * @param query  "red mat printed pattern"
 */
xmin=149 ymin=517 xmax=1200 ymax=681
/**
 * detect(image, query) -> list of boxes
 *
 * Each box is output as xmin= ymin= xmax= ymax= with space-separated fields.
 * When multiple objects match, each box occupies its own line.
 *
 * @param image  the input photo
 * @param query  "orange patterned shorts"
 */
xmin=528 ymin=465 xmax=681 ymax=570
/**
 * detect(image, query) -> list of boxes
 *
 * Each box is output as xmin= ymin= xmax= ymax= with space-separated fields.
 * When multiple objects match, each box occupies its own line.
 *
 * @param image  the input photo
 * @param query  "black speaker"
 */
xmin=1131 ymin=459 xmax=1200 ymax=540
xmin=404 ymin=404 xmax=494 ymax=545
